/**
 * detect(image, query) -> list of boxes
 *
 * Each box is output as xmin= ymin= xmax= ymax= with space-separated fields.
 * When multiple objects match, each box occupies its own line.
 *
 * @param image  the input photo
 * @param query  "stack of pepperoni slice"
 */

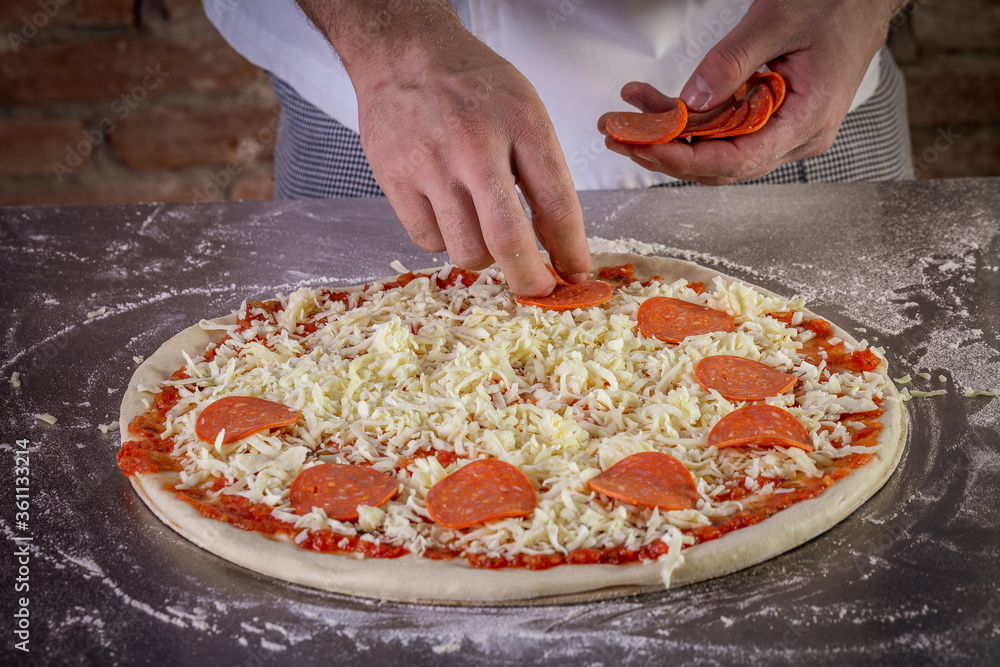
xmin=604 ymin=71 xmax=786 ymax=145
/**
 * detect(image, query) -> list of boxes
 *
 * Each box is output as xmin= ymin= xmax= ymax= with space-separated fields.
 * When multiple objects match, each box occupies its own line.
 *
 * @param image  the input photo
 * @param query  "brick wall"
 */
xmin=0 ymin=0 xmax=278 ymax=206
xmin=1 ymin=1 xmax=997 ymax=207
xmin=889 ymin=0 xmax=1000 ymax=178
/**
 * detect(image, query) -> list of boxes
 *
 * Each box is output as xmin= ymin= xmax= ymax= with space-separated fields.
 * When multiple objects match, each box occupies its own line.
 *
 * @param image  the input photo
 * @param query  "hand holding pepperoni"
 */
xmin=296 ymin=1 xmax=591 ymax=297
xmin=598 ymin=0 xmax=901 ymax=184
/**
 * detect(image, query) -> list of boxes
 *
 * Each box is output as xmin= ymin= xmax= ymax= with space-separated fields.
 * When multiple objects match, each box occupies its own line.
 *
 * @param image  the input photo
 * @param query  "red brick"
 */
xmin=0 ymin=117 xmax=93 ymax=176
xmin=912 ymin=125 xmax=1000 ymax=179
xmin=912 ymin=0 xmax=1000 ymax=55
xmin=0 ymin=0 xmax=133 ymax=31
xmin=0 ymin=170 xmax=212 ymax=206
xmin=0 ymin=33 xmax=259 ymax=105
xmin=162 ymin=0 xmax=206 ymax=22
xmin=112 ymin=101 xmax=279 ymax=170
xmin=903 ymin=56 xmax=1000 ymax=126
xmin=886 ymin=10 xmax=916 ymax=65
xmin=230 ymin=170 xmax=274 ymax=201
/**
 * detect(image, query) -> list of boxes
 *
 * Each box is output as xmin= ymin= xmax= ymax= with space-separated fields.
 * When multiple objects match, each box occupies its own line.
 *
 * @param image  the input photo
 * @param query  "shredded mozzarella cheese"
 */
xmin=156 ymin=268 xmax=892 ymax=566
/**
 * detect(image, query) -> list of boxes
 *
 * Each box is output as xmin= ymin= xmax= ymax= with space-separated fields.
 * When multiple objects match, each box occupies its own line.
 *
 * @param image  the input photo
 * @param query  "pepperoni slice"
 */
xmin=290 ymin=463 xmax=399 ymax=520
xmin=604 ymin=101 xmax=689 ymax=144
xmin=195 ymin=396 xmax=299 ymax=444
xmin=697 ymin=99 xmax=750 ymax=139
xmin=516 ymin=280 xmax=613 ymax=310
xmin=694 ymin=355 xmax=797 ymax=401
xmin=546 ymin=264 xmax=570 ymax=285
xmin=708 ymin=404 xmax=813 ymax=451
xmin=750 ymin=71 xmax=786 ymax=112
xmin=636 ymin=296 xmax=735 ymax=343
xmin=677 ymin=102 xmax=736 ymax=138
xmin=711 ymin=84 xmax=773 ymax=138
xmin=587 ymin=452 xmax=698 ymax=511
xmin=425 ymin=459 xmax=536 ymax=529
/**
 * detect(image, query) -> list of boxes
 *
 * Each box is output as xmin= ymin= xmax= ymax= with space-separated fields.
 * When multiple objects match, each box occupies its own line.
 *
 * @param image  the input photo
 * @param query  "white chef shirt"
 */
xmin=203 ymin=0 xmax=881 ymax=190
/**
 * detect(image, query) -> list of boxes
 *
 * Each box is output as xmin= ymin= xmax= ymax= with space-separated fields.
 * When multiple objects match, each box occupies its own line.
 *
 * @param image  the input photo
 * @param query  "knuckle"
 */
xmin=534 ymin=194 xmax=579 ymax=228
xmin=484 ymin=228 xmax=530 ymax=261
xmin=449 ymin=247 xmax=494 ymax=271
xmin=376 ymin=147 xmax=430 ymax=183
xmin=508 ymin=104 xmax=554 ymax=146
xmin=516 ymin=275 xmax=558 ymax=298
xmin=409 ymin=229 xmax=447 ymax=253
xmin=704 ymin=43 xmax=753 ymax=86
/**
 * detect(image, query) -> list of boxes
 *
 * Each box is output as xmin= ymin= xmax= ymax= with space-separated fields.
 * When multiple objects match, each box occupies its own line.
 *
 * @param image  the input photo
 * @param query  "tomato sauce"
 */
xmin=597 ymin=264 xmax=635 ymax=287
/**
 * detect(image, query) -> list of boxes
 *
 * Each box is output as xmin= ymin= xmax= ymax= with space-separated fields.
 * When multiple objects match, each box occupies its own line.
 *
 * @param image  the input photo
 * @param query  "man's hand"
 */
xmin=599 ymin=0 xmax=905 ymax=185
xmin=296 ymin=0 xmax=590 ymax=296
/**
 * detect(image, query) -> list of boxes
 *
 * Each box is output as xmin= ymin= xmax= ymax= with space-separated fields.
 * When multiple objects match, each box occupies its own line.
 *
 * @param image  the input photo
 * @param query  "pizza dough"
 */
xmin=119 ymin=254 xmax=906 ymax=605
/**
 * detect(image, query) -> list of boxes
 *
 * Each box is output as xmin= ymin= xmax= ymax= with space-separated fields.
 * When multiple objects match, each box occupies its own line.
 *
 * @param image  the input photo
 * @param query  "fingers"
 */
xmin=353 ymin=41 xmax=586 ymax=296
xmin=603 ymin=86 xmax=838 ymax=185
xmin=606 ymin=122 xmax=781 ymax=185
xmin=425 ymin=184 xmax=492 ymax=270
xmin=597 ymin=83 xmax=683 ymax=134
xmin=385 ymin=116 xmax=585 ymax=296
xmin=678 ymin=4 xmax=786 ymax=110
xmin=387 ymin=189 xmax=447 ymax=253
xmin=466 ymin=166 xmax=557 ymax=297
xmin=512 ymin=122 xmax=590 ymax=284
xmin=394 ymin=155 xmax=557 ymax=297
xmin=600 ymin=1 xmax=891 ymax=184
xmin=620 ymin=82 xmax=682 ymax=114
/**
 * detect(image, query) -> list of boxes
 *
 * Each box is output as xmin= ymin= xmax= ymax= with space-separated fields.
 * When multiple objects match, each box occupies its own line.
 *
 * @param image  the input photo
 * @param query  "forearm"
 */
xmin=294 ymin=0 xmax=468 ymax=82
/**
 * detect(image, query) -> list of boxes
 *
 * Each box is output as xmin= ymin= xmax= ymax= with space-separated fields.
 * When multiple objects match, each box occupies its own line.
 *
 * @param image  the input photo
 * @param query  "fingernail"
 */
xmin=634 ymin=148 xmax=661 ymax=167
xmin=567 ymin=272 xmax=589 ymax=284
xmin=607 ymin=140 xmax=627 ymax=156
xmin=681 ymin=74 xmax=712 ymax=111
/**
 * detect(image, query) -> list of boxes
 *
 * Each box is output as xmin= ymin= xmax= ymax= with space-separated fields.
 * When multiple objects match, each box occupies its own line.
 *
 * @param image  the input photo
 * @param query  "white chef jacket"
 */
xmin=204 ymin=0 xmax=881 ymax=190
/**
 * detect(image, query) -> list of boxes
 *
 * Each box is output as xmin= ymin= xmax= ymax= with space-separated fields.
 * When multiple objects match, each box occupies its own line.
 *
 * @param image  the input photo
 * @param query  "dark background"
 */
xmin=0 ymin=0 xmax=998 ymax=206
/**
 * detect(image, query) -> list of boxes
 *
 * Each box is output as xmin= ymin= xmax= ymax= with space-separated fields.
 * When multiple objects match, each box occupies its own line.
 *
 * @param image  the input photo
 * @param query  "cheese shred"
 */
xmin=154 ymin=267 xmax=892 ymax=571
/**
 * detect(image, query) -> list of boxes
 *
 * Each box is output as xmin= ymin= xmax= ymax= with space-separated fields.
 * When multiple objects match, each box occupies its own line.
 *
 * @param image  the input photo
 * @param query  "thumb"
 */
xmin=679 ymin=13 xmax=782 ymax=111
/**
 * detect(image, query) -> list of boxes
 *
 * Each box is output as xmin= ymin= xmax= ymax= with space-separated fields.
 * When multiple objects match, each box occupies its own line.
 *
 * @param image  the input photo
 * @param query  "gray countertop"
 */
xmin=1 ymin=178 xmax=998 ymax=665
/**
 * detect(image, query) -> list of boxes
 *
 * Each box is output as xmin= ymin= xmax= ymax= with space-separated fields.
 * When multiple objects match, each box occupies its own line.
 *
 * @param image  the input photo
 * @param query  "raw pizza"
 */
xmin=117 ymin=254 xmax=905 ymax=604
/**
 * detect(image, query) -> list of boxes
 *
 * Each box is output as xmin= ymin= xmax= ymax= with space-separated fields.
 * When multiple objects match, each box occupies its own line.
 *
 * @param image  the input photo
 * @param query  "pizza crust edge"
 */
xmin=118 ymin=254 xmax=907 ymax=605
